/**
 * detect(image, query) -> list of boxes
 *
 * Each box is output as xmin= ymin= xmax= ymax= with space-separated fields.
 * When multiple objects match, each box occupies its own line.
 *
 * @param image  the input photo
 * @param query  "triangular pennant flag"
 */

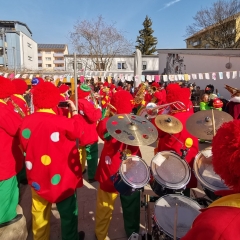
xmin=198 ymin=73 xmax=203 ymax=80
xmin=232 ymin=71 xmax=237 ymax=79
xmin=80 ymin=75 xmax=84 ymax=83
xmin=141 ymin=75 xmax=145 ymax=82
xmin=4 ymin=73 xmax=8 ymax=78
xmin=219 ymin=72 xmax=223 ymax=79
xmin=8 ymin=73 xmax=15 ymax=79
xmin=155 ymin=75 xmax=160 ymax=83
xmin=15 ymin=74 xmax=20 ymax=78
xmin=205 ymin=73 xmax=210 ymax=80
xmin=163 ymin=75 xmax=168 ymax=82
xmin=174 ymin=75 xmax=178 ymax=81
xmin=212 ymin=72 xmax=216 ymax=80
xmin=184 ymin=74 xmax=189 ymax=81
xmin=169 ymin=75 xmax=175 ymax=81
xmin=29 ymin=74 xmax=33 ymax=80
xmin=226 ymin=72 xmax=230 ymax=79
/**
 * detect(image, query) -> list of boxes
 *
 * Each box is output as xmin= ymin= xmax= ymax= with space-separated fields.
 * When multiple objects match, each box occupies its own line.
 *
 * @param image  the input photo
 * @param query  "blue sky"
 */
xmin=1 ymin=0 xmax=216 ymax=52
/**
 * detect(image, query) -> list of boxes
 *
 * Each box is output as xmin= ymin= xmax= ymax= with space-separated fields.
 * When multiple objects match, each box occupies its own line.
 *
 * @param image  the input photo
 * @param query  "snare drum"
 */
xmin=194 ymin=147 xmax=229 ymax=201
xmin=150 ymin=152 xmax=191 ymax=196
xmin=152 ymin=194 xmax=201 ymax=240
xmin=111 ymin=155 xmax=150 ymax=196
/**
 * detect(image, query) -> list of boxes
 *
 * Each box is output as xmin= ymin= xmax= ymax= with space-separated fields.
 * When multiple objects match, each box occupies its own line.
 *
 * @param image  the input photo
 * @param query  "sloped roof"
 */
xmin=38 ymin=44 xmax=67 ymax=49
xmin=0 ymin=20 xmax=32 ymax=34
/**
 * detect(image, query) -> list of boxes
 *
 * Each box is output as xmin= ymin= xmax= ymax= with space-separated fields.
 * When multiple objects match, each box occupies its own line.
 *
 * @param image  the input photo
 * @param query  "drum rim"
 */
xmin=193 ymin=146 xmax=229 ymax=192
xmin=151 ymin=151 xmax=191 ymax=190
xmin=119 ymin=155 xmax=150 ymax=188
xmin=153 ymin=194 xmax=202 ymax=239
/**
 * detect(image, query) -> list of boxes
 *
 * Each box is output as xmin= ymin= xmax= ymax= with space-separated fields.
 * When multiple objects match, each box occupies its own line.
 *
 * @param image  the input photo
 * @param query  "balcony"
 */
xmin=53 ymin=53 xmax=64 ymax=57
xmin=38 ymin=60 xmax=42 ymax=63
xmin=38 ymin=53 xmax=42 ymax=56
xmin=54 ymin=67 xmax=65 ymax=71
xmin=54 ymin=60 xmax=64 ymax=64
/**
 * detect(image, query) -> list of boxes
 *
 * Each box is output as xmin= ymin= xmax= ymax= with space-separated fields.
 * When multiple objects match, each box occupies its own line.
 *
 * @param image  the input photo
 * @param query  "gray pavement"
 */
xmin=16 ymin=140 xmax=211 ymax=240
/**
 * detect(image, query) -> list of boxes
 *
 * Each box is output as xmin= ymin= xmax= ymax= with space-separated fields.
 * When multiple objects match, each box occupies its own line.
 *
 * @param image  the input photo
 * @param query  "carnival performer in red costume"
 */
xmin=151 ymin=82 xmax=166 ymax=105
xmin=19 ymin=82 xmax=85 ymax=240
xmin=157 ymin=84 xmax=198 ymax=195
xmin=11 ymin=78 xmax=29 ymax=116
xmin=95 ymin=90 xmax=141 ymax=240
xmin=0 ymin=76 xmax=24 ymax=227
xmin=77 ymin=84 xmax=102 ymax=182
xmin=59 ymin=84 xmax=70 ymax=101
xmin=182 ymin=120 xmax=240 ymax=240
xmin=225 ymin=84 xmax=240 ymax=119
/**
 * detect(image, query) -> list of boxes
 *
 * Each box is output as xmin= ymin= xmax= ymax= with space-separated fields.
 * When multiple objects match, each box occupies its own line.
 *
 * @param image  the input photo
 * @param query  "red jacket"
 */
xmin=227 ymin=97 xmax=240 ymax=119
xmin=157 ymin=110 xmax=198 ymax=188
xmin=181 ymin=194 xmax=240 ymax=240
xmin=19 ymin=110 xmax=84 ymax=203
xmin=10 ymin=94 xmax=29 ymax=116
xmin=78 ymin=99 xmax=102 ymax=146
xmin=95 ymin=117 xmax=141 ymax=193
xmin=0 ymin=100 xmax=24 ymax=180
xmin=154 ymin=88 xmax=166 ymax=105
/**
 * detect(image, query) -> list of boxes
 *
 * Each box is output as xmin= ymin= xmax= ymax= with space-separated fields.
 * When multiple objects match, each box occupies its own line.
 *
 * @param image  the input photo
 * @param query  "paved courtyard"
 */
xmin=16 ymin=140 xmax=210 ymax=240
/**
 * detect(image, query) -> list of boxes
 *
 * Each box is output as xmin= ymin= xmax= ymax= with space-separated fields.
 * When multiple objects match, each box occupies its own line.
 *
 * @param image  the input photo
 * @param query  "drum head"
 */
xmin=151 ymin=152 xmax=190 ymax=189
xmin=120 ymin=156 xmax=149 ymax=188
xmin=194 ymin=147 xmax=229 ymax=192
xmin=154 ymin=194 xmax=201 ymax=239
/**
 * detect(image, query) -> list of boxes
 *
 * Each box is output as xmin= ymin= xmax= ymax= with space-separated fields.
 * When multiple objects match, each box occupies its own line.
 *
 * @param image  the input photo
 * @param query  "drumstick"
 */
xmin=174 ymin=203 xmax=178 ymax=240
xmin=211 ymin=109 xmax=216 ymax=136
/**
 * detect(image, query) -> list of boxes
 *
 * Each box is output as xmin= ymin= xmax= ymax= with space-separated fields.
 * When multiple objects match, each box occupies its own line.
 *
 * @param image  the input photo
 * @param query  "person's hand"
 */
xmin=66 ymin=100 xmax=78 ymax=116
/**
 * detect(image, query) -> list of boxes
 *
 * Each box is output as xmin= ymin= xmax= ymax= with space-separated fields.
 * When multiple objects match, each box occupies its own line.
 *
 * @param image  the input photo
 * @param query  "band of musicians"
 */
xmin=1 ymin=75 xmax=240 ymax=240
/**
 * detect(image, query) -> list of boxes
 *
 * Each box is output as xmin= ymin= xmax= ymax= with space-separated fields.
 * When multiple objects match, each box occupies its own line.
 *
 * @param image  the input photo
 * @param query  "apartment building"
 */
xmin=0 ymin=20 xmax=38 ymax=70
xmin=38 ymin=44 xmax=68 ymax=71
xmin=185 ymin=13 xmax=240 ymax=49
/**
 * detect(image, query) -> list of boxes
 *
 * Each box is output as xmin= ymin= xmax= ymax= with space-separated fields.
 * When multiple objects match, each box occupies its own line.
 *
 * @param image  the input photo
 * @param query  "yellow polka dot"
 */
xmin=185 ymin=138 xmax=193 ymax=148
xmin=41 ymin=155 xmax=51 ymax=166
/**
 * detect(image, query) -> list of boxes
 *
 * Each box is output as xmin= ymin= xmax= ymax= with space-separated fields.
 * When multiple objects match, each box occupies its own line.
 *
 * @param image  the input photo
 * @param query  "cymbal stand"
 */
xmin=118 ymin=144 xmax=129 ymax=161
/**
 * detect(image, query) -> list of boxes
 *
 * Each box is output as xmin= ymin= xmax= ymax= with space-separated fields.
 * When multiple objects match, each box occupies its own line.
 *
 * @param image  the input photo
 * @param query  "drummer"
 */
xmin=156 ymin=84 xmax=198 ymax=196
xmin=94 ymin=90 xmax=141 ymax=240
xmin=182 ymin=120 xmax=240 ymax=240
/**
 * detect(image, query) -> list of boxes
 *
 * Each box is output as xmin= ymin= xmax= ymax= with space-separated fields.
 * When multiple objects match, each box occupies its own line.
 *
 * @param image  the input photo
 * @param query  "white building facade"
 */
xmin=64 ymin=54 xmax=159 ymax=77
xmin=158 ymin=49 xmax=240 ymax=99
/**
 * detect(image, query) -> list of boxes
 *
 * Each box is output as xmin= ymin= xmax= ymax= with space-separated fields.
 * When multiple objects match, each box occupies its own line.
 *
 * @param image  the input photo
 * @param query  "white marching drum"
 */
xmin=111 ymin=155 xmax=150 ymax=196
xmin=152 ymin=194 xmax=201 ymax=240
xmin=193 ymin=146 xmax=229 ymax=200
xmin=150 ymin=152 xmax=191 ymax=196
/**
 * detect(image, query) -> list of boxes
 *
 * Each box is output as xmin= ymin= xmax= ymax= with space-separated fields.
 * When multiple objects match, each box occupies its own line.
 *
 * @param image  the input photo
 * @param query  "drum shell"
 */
xmin=110 ymin=172 xmax=136 ymax=196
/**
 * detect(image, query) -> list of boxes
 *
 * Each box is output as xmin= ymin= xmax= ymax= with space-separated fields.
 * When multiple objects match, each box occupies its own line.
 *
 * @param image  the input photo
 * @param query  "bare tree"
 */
xmin=186 ymin=0 xmax=240 ymax=48
xmin=70 ymin=16 xmax=134 ymax=71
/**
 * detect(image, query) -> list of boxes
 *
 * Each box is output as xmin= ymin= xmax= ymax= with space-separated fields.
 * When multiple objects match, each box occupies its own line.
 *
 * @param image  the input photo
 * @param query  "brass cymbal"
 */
xmin=154 ymin=115 xmax=183 ymax=134
xmin=106 ymin=114 xmax=158 ymax=146
xmin=186 ymin=110 xmax=233 ymax=140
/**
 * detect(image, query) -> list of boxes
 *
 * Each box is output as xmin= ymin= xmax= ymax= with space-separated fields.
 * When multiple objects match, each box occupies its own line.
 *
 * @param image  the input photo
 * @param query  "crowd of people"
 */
xmin=0 ymin=75 xmax=240 ymax=240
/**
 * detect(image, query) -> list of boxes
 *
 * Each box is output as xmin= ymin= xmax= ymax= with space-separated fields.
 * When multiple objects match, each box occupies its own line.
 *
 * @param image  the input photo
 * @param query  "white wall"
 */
xmin=158 ymin=51 xmax=240 ymax=99
xmin=20 ymin=32 xmax=38 ymax=70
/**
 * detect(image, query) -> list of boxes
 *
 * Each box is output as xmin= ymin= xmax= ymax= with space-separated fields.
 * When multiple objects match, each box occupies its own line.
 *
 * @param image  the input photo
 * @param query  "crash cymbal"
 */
xmin=155 ymin=115 xmax=183 ymax=134
xmin=186 ymin=110 xmax=233 ymax=140
xmin=106 ymin=114 xmax=158 ymax=146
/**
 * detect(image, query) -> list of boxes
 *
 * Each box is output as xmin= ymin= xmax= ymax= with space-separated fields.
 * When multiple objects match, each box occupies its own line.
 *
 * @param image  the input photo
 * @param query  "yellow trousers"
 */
xmin=79 ymin=146 xmax=86 ymax=173
xmin=32 ymin=189 xmax=51 ymax=240
xmin=95 ymin=187 xmax=118 ymax=240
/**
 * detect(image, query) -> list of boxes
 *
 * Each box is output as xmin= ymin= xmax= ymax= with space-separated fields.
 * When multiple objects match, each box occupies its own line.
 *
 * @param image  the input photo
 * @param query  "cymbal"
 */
xmin=186 ymin=110 xmax=233 ymax=140
xmin=155 ymin=115 xmax=183 ymax=134
xmin=106 ymin=114 xmax=158 ymax=146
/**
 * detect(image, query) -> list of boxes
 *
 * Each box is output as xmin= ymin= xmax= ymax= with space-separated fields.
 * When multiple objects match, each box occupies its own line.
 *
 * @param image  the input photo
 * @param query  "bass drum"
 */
xmin=193 ymin=146 xmax=229 ymax=201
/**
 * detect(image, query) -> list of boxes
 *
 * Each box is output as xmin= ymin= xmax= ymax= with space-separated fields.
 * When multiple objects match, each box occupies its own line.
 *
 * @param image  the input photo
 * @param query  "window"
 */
xmin=205 ymin=44 xmax=211 ymax=49
xmin=46 ymin=64 xmax=52 ymax=68
xmin=28 ymin=56 xmax=33 ymax=61
xmin=71 ymin=62 xmax=83 ymax=70
xmin=38 ymin=51 xmax=41 ymax=54
xmin=55 ymin=57 xmax=64 ymax=60
xmin=45 ymin=57 xmax=51 ymax=61
xmin=38 ymin=57 xmax=42 ymax=60
xmin=27 ymin=42 xmax=32 ymax=48
xmin=38 ymin=64 xmax=42 ymax=67
xmin=95 ymin=62 xmax=105 ymax=70
xmin=117 ymin=62 xmax=126 ymax=69
xmin=0 ymin=49 xmax=3 ymax=56
xmin=55 ymin=64 xmax=64 ymax=67
xmin=142 ymin=61 xmax=147 ymax=70
xmin=55 ymin=51 xmax=63 ymax=54
xmin=45 ymin=51 xmax=51 ymax=54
